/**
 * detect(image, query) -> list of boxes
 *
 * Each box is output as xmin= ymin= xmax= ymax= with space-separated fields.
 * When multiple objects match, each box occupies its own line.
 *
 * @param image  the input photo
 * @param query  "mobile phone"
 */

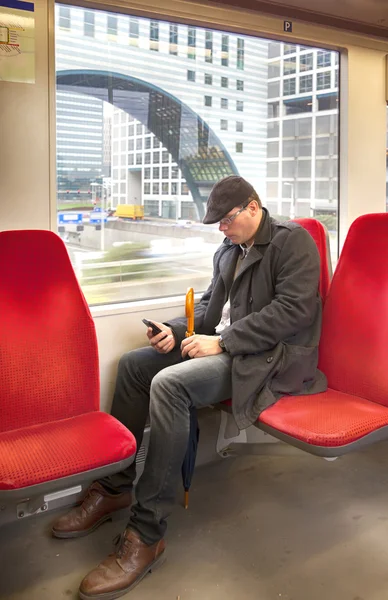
xmin=142 ymin=318 xmax=164 ymax=337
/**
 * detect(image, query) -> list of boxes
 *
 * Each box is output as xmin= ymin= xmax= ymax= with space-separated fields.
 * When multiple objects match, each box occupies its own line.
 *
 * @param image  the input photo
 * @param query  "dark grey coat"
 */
xmin=167 ymin=208 xmax=327 ymax=429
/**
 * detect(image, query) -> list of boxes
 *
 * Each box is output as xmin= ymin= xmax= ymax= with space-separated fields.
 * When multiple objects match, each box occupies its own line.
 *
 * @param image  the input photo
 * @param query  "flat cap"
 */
xmin=203 ymin=175 xmax=254 ymax=224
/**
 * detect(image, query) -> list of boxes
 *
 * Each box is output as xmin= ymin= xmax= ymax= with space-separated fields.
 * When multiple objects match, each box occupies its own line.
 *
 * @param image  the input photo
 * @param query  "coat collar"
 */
xmin=237 ymin=208 xmax=272 ymax=276
xmin=252 ymin=207 xmax=272 ymax=246
xmin=218 ymin=244 xmax=240 ymax=295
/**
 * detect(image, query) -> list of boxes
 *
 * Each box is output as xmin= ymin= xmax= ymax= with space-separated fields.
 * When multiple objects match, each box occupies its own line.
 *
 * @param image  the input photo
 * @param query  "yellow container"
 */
xmin=114 ymin=204 xmax=144 ymax=220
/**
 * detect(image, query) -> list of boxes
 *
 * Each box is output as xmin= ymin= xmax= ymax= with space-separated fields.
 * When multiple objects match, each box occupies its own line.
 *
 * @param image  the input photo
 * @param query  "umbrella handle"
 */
xmin=185 ymin=287 xmax=195 ymax=337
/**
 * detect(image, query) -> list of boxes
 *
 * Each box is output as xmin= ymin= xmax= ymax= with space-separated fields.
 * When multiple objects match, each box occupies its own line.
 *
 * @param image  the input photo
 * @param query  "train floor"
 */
xmin=2 ymin=442 xmax=388 ymax=600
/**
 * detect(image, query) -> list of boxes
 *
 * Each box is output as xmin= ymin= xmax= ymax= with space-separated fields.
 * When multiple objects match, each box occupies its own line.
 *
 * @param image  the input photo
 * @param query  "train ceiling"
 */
xmin=206 ymin=0 xmax=388 ymax=39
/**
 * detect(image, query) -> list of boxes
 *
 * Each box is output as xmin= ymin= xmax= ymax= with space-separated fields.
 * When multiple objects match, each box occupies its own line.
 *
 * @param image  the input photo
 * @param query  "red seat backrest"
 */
xmin=293 ymin=218 xmax=332 ymax=304
xmin=0 ymin=230 xmax=99 ymax=433
xmin=318 ymin=213 xmax=388 ymax=405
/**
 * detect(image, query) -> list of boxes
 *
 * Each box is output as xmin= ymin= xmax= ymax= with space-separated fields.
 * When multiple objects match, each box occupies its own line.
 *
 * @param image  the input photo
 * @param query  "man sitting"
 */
xmin=52 ymin=175 xmax=327 ymax=600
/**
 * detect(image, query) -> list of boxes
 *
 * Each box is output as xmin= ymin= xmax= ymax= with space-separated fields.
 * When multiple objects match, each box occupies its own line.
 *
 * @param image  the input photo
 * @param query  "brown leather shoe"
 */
xmin=78 ymin=528 xmax=166 ymax=600
xmin=52 ymin=482 xmax=132 ymax=539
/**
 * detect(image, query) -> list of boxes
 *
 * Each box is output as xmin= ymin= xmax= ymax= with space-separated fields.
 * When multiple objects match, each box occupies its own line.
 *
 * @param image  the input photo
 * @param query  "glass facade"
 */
xmin=266 ymin=42 xmax=339 ymax=246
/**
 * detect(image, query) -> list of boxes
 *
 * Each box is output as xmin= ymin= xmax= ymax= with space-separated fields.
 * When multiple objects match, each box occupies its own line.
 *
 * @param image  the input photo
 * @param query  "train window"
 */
xmin=55 ymin=6 xmax=339 ymax=305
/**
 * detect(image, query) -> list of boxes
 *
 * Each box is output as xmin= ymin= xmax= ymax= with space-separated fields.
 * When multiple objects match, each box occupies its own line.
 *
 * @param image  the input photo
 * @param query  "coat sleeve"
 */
xmin=220 ymin=227 xmax=321 ymax=356
xmin=164 ymin=244 xmax=223 ymax=344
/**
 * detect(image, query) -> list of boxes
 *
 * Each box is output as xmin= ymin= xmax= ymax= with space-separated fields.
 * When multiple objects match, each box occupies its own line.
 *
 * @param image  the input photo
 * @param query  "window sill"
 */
xmin=90 ymin=293 xmax=201 ymax=319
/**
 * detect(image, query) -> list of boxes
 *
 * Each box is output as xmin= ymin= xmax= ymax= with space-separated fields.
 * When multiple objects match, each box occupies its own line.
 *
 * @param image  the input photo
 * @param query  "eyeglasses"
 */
xmin=219 ymin=204 xmax=248 ymax=226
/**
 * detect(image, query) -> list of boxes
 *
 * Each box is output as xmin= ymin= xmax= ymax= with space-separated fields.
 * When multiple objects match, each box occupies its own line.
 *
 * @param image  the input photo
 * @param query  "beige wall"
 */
xmin=0 ymin=0 xmax=52 ymax=231
xmin=339 ymin=46 xmax=387 ymax=247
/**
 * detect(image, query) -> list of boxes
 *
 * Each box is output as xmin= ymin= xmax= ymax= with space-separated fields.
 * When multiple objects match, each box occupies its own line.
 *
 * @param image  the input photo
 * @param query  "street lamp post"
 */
xmin=100 ymin=179 xmax=112 ymax=252
xmin=101 ymin=184 xmax=105 ymax=252
xmin=173 ymin=195 xmax=179 ymax=223
xmin=91 ymin=183 xmax=97 ymax=206
xmin=91 ymin=182 xmax=105 ymax=251
xmin=284 ymin=181 xmax=296 ymax=220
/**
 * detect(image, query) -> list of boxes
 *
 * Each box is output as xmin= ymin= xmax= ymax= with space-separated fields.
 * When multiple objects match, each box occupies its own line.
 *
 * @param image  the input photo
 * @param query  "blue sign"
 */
xmin=1 ymin=0 xmax=34 ymax=11
xmin=284 ymin=20 xmax=293 ymax=33
xmin=58 ymin=213 xmax=83 ymax=225
xmin=90 ymin=209 xmax=108 ymax=224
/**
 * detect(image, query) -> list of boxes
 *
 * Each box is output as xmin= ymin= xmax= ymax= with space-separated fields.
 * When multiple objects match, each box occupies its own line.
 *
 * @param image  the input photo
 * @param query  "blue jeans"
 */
xmin=100 ymin=345 xmax=232 ymax=544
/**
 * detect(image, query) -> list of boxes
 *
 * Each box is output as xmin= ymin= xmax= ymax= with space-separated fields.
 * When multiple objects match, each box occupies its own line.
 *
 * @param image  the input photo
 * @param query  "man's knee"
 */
xmin=117 ymin=348 xmax=145 ymax=378
xmin=150 ymin=368 xmax=188 ymax=410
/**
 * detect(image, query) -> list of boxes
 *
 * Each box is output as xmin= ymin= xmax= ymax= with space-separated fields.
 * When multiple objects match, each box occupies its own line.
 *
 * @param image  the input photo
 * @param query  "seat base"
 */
xmin=0 ymin=411 xmax=136 ymax=494
xmin=0 ymin=455 xmax=135 ymax=502
xmin=257 ymin=421 xmax=388 ymax=457
xmin=257 ymin=389 xmax=388 ymax=457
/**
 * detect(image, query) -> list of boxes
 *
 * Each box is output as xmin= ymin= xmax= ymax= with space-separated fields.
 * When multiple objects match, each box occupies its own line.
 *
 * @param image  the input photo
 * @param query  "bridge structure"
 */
xmin=57 ymin=69 xmax=239 ymax=219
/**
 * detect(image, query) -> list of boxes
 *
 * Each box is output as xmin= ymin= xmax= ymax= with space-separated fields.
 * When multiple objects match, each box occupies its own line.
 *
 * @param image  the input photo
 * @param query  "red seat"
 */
xmin=0 ymin=413 xmax=136 ymax=491
xmin=292 ymin=218 xmax=331 ymax=304
xmin=259 ymin=214 xmax=388 ymax=456
xmin=0 ymin=231 xmax=136 ymax=502
xmin=259 ymin=391 xmax=388 ymax=448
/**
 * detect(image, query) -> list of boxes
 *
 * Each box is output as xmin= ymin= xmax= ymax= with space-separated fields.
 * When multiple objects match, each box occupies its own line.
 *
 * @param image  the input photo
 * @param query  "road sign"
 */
xmin=58 ymin=213 xmax=83 ymax=225
xmin=90 ymin=209 xmax=108 ymax=224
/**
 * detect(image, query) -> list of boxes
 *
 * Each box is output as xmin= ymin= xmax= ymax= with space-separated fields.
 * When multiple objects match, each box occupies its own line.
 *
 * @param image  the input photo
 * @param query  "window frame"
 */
xmin=53 ymin=1 xmax=364 ymax=311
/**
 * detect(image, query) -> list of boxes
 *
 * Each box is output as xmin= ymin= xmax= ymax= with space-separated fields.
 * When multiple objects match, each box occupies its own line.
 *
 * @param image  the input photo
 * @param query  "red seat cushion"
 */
xmin=0 ymin=230 xmax=100 ymax=433
xmin=0 ymin=412 xmax=136 ymax=490
xmin=292 ymin=218 xmax=331 ymax=303
xmin=318 ymin=215 xmax=388 ymax=406
xmin=258 ymin=389 xmax=388 ymax=447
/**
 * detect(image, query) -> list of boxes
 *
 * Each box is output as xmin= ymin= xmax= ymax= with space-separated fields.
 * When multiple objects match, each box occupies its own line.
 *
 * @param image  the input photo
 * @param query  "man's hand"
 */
xmin=146 ymin=321 xmax=176 ymax=354
xmin=181 ymin=335 xmax=223 ymax=359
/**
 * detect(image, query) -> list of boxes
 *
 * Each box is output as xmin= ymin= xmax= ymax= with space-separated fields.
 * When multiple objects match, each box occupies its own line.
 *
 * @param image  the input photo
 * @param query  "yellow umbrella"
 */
xmin=185 ymin=287 xmax=195 ymax=338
